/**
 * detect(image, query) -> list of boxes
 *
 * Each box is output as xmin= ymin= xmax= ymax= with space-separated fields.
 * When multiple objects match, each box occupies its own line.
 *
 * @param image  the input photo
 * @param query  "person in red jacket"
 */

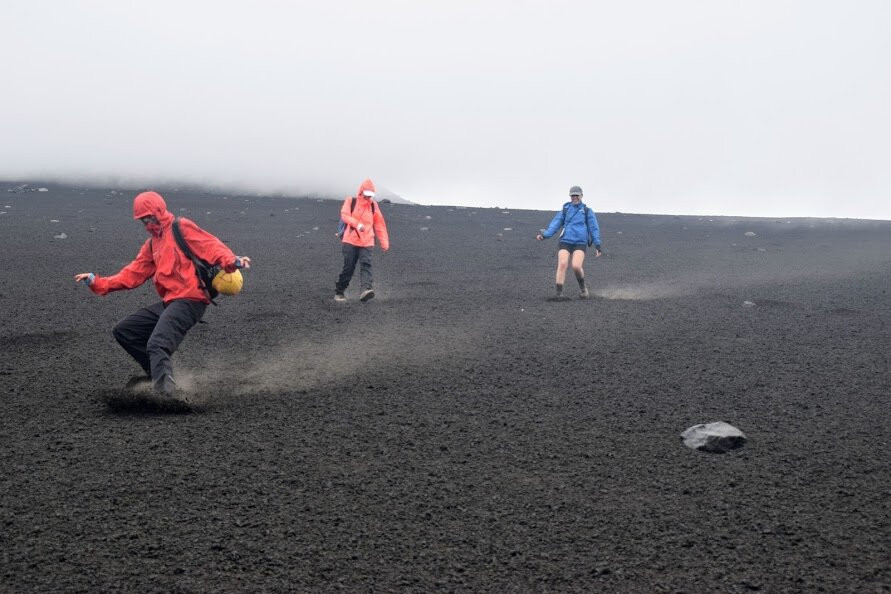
xmin=335 ymin=178 xmax=390 ymax=302
xmin=74 ymin=191 xmax=251 ymax=401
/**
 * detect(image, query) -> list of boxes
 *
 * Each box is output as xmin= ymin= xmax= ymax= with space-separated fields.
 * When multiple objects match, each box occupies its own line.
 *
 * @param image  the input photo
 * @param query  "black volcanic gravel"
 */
xmin=1 ymin=183 xmax=889 ymax=592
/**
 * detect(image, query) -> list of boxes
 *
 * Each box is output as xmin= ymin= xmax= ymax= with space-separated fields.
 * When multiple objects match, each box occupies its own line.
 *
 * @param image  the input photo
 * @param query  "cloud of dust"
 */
xmin=178 ymin=324 xmax=479 ymax=399
xmin=594 ymin=282 xmax=690 ymax=301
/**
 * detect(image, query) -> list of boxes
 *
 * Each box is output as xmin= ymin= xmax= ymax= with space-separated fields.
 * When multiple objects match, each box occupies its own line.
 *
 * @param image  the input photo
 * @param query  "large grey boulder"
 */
xmin=681 ymin=422 xmax=747 ymax=453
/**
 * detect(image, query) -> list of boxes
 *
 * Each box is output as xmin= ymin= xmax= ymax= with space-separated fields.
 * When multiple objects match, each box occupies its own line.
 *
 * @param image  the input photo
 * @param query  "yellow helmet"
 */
xmin=212 ymin=269 xmax=244 ymax=296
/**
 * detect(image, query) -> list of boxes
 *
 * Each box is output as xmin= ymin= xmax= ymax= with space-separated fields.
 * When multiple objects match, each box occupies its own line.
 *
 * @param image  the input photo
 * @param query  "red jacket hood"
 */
xmin=356 ymin=179 xmax=376 ymax=201
xmin=132 ymin=191 xmax=175 ymax=226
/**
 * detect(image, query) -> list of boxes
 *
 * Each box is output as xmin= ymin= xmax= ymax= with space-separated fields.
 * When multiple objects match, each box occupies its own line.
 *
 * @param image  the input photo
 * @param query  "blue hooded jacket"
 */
xmin=541 ymin=201 xmax=601 ymax=247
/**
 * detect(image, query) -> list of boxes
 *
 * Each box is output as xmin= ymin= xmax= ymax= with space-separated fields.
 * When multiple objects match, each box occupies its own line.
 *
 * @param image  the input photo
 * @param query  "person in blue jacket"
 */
xmin=536 ymin=185 xmax=602 ymax=299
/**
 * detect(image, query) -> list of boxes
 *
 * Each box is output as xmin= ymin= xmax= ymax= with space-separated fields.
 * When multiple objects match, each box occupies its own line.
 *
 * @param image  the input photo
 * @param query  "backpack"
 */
xmin=335 ymin=197 xmax=376 ymax=238
xmin=559 ymin=204 xmax=594 ymax=247
xmin=171 ymin=217 xmax=221 ymax=304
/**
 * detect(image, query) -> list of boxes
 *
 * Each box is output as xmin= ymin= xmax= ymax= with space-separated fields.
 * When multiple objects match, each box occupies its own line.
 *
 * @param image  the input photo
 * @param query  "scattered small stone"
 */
xmin=425 ymin=215 xmax=432 ymax=220
xmin=420 ymin=227 xmax=429 ymax=231
xmin=756 ymin=247 xmax=766 ymax=252
xmin=681 ymin=422 xmax=747 ymax=453
xmin=743 ymin=301 xmax=756 ymax=307
xmin=88 ymin=227 xmax=96 ymax=232
xmin=50 ymin=219 xmax=60 ymax=223
xmin=312 ymin=226 xmax=319 ymax=231
xmin=54 ymin=233 xmax=68 ymax=240
xmin=616 ymin=231 xmax=622 ymax=235
xmin=744 ymin=231 xmax=757 ymax=237
xmin=503 ymin=227 xmax=512 ymax=231
xmin=38 ymin=187 xmax=48 ymax=192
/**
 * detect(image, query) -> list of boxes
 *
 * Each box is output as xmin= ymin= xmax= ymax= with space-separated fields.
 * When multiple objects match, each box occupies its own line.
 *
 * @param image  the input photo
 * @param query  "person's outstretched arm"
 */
xmin=178 ymin=218 xmax=250 ymax=271
xmin=536 ymin=211 xmax=564 ymax=240
xmin=74 ymin=240 xmax=156 ymax=295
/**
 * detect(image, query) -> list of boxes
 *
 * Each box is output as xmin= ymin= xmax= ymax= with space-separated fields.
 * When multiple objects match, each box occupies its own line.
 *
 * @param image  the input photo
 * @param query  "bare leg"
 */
xmin=571 ymin=250 xmax=586 ymax=283
xmin=555 ymin=249 xmax=570 ymax=286
xmin=572 ymin=250 xmax=588 ymax=296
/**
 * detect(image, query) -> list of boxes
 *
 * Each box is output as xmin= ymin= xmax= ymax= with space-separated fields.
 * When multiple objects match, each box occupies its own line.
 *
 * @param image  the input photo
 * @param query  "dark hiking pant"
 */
xmin=112 ymin=299 xmax=206 ymax=392
xmin=336 ymin=244 xmax=372 ymax=293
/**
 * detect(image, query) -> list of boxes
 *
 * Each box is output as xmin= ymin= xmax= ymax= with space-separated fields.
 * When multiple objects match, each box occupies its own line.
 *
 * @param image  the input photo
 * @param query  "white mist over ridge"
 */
xmin=2 ymin=0 xmax=889 ymax=220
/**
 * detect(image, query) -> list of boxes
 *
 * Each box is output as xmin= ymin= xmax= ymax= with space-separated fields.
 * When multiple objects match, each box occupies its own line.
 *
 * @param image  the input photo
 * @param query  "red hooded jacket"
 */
xmin=340 ymin=179 xmax=389 ymax=250
xmin=89 ymin=191 xmax=239 ymax=304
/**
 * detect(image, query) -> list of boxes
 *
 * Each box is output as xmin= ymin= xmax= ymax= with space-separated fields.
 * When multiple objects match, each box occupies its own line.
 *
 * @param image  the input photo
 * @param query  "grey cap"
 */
xmin=569 ymin=185 xmax=583 ymax=196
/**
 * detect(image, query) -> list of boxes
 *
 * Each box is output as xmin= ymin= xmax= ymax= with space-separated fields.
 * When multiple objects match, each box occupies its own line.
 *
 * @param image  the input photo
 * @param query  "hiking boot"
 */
xmin=124 ymin=374 xmax=152 ymax=391
xmin=579 ymin=287 xmax=590 ymax=299
xmin=152 ymin=375 xmax=193 ymax=412
xmin=153 ymin=374 xmax=179 ymax=398
xmin=334 ymin=293 xmax=347 ymax=302
xmin=360 ymin=288 xmax=375 ymax=302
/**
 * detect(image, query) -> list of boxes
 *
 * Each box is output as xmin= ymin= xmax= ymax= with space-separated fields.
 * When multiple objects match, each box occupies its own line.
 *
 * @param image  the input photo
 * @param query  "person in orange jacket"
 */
xmin=74 ymin=191 xmax=252 ymax=401
xmin=335 ymin=178 xmax=389 ymax=302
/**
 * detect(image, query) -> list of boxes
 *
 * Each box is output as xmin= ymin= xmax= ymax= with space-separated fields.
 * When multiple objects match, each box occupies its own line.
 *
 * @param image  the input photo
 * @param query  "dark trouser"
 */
xmin=112 ymin=299 xmax=207 ymax=393
xmin=336 ymin=244 xmax=372 ymax=293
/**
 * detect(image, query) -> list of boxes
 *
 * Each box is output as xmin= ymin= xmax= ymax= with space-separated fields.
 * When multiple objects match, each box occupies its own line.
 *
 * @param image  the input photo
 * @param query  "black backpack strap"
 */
xmin=171 ymin=218 xmax=217 ymax=305
xmin=584 ymin=206 xmax=593 ymax=246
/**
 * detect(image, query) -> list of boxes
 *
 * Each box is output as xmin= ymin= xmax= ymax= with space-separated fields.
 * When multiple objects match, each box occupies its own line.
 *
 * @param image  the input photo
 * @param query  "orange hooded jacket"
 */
xmin=340 ymin=179 xmax=389 ymax=250
xmin=89 ymin=191 xmax=239 ymax=304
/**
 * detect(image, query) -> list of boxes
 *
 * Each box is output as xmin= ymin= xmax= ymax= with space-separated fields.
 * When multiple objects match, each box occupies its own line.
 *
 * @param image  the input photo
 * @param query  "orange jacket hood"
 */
xmin=356 ymin=179 xmax=376 ymax=201
xmin=132 ymin=191 xmax=175 ymax=227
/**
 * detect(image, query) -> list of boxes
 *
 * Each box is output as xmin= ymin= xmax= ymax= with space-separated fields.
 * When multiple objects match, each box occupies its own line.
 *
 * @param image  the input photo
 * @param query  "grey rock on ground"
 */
xmin=681 ymin=421 xmax=747 ymax=453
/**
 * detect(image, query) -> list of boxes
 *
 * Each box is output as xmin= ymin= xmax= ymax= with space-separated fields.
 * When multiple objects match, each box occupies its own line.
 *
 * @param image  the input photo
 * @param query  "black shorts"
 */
xmin=557 ymin=242 xmax=587 ymax=254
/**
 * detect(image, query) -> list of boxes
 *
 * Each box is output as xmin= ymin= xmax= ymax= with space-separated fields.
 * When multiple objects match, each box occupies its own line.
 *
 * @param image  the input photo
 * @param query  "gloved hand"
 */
xmin=234 ymin=256 xmax=252 ymax=270
xmin=357 ymin=223 xmax=365 ymax=232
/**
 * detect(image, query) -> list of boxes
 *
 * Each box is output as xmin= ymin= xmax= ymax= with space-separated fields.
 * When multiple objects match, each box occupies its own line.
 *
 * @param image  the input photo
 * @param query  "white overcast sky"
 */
xmin=2 ymin=0 xmax=889 ymax=219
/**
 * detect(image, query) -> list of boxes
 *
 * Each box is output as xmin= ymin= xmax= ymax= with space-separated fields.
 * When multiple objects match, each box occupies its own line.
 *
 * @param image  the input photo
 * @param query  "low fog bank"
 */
xmin=0 ymin=176 xmax=414 ymax=205
xmin=3 ymin=177 xmax=888 ymax=223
